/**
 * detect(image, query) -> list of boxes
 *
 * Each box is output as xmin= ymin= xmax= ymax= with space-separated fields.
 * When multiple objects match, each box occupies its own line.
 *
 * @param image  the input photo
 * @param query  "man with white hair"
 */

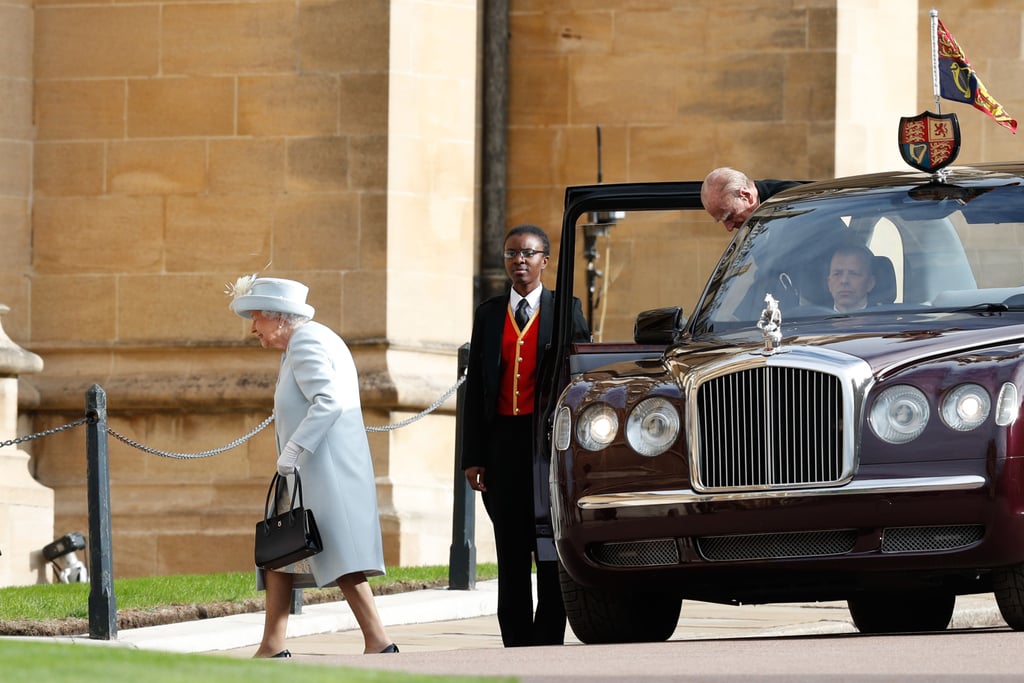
xmin=700 ymin=167 xmax=800 ymax=232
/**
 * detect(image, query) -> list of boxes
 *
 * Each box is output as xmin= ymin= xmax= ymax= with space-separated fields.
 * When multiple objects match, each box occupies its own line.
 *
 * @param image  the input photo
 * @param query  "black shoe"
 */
xmin=379 ymin=643 xmax=399 ymax=654
xmin=271 ymin=650 xmax=291 ymax=658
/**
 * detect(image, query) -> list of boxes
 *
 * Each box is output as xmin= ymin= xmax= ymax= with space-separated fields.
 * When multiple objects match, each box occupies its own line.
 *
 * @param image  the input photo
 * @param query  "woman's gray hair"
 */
xmin=261 ymin=310 xmax=312 ymax=327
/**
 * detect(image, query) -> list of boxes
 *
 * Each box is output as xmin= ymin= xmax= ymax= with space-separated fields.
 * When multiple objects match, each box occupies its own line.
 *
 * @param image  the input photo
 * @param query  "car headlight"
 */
xmin=553 ymin=406 xmax=572 ymax=451
xmin=996 ymin=382 xmax=1019 ymax=427
xmin=625 ymin=397 xmax=679 ymax=456
xmin=940 ymin=383 xmax=991 ymax=431
xmin=870 ymin=385 xmax=929 ymax=444
xmin=575 ymin=403 xmax=619 ymax=451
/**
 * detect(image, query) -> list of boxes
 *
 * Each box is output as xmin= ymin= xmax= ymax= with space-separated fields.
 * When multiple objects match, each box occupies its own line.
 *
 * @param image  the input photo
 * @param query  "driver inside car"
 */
xmin=827 ymin=244 xmax=877 ymax=313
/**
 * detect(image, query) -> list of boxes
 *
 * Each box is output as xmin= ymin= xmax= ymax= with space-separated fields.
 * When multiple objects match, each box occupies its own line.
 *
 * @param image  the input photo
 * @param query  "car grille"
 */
xmin=695 ymin=366 xmax=845 ymax=490
xmin=881 ymin=525 xmax=984 ymax=553
xmin=696 ymin=530 xmax=857 ymax=561
xmin=588 ymin=539 xmax=679 ymax=567
xmin=588 ymin=526 xmax=984 ymax=567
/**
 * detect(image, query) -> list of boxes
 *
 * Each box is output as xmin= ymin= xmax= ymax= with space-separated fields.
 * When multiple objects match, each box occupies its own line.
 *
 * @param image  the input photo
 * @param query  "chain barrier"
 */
xmin=2 ymin=375 xmax=465 ymax=459
xmin=0 ymin=417 xmax=90 ymax=450
xmin=366 ymin=372 xmax=466 ymax=433
xmin=106 ymin=413 xmax=276 ymax=460
xmin=26 ymin=373 xmax=466 ymax=460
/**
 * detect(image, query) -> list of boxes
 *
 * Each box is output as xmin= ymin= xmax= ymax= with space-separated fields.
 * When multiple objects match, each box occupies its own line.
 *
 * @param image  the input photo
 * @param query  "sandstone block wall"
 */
xmin=1 ymin=0 xmax=1022 ymax=581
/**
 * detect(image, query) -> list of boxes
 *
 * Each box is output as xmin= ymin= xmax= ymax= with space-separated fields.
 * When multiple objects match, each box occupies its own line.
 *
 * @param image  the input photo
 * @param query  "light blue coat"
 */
xmin=271 ymin=321 xmax=385 ymax=586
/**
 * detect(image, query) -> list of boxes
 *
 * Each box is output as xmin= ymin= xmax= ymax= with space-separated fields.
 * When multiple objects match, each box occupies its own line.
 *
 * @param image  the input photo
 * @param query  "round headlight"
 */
xmin=626 ymin=397 xmax=680 ymax=457
xmin=940 ymin=383 xmax=990 ymax=431
xmin=575 ymin=403 xmax=619 ymax=451
xmin=553 ymin=406 xmax=572 ymax=451
xmin=870 ymin=385 xmax=930 ymax=444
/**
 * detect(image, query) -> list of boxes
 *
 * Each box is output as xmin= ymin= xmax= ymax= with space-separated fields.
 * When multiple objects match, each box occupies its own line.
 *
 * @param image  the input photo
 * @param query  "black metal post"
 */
xmin=290 ymin=589 xmax=303 ymax=614
xmin=448 ymin=343 xmax=476 ymax=589
xmin=86 ymin=384 xmax=117 ymax=640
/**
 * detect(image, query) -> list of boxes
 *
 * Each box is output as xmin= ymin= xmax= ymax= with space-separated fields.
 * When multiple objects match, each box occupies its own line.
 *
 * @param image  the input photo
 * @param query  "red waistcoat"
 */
xmin=497 ymin=304 xmax=539 ymax=416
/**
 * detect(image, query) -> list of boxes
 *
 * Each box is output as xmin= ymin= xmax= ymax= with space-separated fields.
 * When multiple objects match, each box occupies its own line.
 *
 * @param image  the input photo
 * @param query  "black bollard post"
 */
xmin=448 ymin=343 xmax=476 ymax=589
xmin=86 ymin=384 xmax=117 ymax=640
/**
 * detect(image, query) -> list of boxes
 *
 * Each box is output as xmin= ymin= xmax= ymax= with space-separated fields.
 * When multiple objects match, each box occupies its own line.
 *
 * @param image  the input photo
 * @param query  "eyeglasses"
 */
xmin=502 ymin=249 xmax=548 ymax=260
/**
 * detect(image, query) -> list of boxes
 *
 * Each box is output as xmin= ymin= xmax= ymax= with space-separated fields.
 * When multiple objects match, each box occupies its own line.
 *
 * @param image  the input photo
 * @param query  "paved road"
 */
xmin=296 ymin=628 xmax=1024 ymax=682
xmin=220 ymin=595 xmax=1019 ymax=681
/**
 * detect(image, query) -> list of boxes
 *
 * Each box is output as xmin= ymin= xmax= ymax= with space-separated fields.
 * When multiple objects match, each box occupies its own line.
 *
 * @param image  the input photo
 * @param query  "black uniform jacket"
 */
xmin=461 ymin=287 xmax=588 ymax=470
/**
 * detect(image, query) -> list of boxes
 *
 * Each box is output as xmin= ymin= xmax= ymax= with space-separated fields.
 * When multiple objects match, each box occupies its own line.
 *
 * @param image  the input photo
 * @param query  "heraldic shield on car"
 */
xmin=536 ymin=116 xmax=1024 ymax=644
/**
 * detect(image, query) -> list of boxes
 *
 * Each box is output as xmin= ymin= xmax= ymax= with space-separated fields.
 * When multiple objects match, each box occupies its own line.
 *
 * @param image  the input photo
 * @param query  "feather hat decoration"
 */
xmin=225 ymin=272 xmax=259 ymax=300
xmin=225 ymin=261 xmax=272 ymax=302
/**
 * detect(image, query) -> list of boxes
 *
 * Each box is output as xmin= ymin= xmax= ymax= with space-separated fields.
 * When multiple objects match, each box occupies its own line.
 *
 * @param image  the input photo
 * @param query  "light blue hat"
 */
xmin=228 ymin=277 xmax=315 ymax=319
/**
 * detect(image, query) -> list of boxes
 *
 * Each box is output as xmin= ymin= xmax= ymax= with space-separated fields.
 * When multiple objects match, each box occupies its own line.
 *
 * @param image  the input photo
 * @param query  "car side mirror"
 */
xmin=633 ymin=306 xmax=685 ymax=344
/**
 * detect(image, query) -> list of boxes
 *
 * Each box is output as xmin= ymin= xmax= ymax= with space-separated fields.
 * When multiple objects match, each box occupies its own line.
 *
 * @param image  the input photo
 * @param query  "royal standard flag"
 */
xmin=936 ymin=19 xmax=1017 ymax=134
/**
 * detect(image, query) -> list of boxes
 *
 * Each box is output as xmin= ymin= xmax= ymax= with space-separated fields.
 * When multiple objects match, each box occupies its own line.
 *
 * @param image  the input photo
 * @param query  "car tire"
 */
xmin=558 ymin=563 xmax=681 ymax=644
xmin=847 ymin=590 xmax=955 ymax=633
xmin=993 ymin=563 xmax=1024 ymax=630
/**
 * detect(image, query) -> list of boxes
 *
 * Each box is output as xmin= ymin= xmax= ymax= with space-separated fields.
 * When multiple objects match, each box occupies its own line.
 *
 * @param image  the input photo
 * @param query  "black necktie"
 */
xmin=515 ymin=299 xmax=530 ymax=329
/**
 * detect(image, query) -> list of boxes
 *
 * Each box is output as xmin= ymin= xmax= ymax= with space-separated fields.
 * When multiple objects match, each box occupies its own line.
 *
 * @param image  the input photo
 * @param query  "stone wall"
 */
xmin=2 ymin=0 xmax=1023 ymax=582
xmin=10 ymin=0 xmax=483 ymax=580
xmin=0 ymin=0 xmax=33 ymax=337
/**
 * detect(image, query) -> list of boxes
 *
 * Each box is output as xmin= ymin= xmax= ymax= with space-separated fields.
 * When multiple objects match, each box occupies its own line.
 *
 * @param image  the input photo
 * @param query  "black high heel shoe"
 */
xmin=271 ymin=649 xmax=292 ymax=658
xmin=379 ymin=643 xmax=399 ymax=654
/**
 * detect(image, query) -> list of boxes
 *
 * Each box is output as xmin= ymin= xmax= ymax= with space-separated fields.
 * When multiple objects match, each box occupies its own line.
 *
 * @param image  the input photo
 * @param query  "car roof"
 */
xmin=561 ymin=163 xmax=1024 ymax=217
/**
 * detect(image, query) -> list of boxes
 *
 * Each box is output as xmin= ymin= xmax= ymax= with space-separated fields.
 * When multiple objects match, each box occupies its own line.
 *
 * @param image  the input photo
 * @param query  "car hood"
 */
xmin=679 ymin=310 xmax=1024 ymax=380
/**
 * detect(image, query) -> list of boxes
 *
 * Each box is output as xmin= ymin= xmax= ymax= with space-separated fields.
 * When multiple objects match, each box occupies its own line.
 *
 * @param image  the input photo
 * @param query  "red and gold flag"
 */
xmin=936 ymin=19 xmax=1016 ymax=134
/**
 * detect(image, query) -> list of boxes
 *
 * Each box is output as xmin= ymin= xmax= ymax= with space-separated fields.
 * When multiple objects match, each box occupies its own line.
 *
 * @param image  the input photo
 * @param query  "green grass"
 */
xmin=0 ymin=564 xmax=498 ymax=621
xmin=0 ymin=640 xmax=515 ymax=683
xmin=0 ymin=566 xmax=508 ymax=682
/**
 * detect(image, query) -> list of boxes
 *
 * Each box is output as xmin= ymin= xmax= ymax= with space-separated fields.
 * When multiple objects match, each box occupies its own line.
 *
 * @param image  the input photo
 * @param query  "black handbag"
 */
xmin=254 ymin=470 xmax=323 ymax=570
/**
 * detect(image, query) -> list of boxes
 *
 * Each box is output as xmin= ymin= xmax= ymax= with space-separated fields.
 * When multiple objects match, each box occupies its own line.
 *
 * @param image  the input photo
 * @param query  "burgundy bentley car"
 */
xmin=537 ymin=136 xmax=1024 ymax=643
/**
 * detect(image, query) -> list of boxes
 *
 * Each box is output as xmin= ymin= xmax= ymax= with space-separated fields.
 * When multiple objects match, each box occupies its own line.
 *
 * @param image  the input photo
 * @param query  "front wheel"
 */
xmin=847 ymin=590 xmax=955 ymax=634
xmin=993 ymin=563 xmax=1024 ymax=629
xmin=559 ymin=563 xmax=681 ymax=644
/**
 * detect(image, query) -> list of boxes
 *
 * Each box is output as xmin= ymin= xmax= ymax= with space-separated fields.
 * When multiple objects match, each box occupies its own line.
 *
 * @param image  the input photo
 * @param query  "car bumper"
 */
xmin=555 ymin=471 xmax=1024 ymax=602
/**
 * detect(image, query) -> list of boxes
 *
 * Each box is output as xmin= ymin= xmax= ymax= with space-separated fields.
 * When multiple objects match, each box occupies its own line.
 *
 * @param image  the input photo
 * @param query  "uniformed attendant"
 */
xmin=461 ymin=225 xmax=590 ymax=647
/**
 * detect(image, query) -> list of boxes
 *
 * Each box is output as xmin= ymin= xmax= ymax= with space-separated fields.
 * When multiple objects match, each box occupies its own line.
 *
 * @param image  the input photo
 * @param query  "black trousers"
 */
xmin=482 ymin=415 xmax=566 ymax=647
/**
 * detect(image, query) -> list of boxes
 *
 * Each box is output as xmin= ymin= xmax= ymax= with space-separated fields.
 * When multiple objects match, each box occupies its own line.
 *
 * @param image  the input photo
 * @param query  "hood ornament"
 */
xmin=757 ymin=293 xmax=783 ymax=354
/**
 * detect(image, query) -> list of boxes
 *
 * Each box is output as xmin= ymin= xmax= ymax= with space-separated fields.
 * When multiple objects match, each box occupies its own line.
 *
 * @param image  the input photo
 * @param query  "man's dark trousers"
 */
xmin=482 ymin=414 xmax=566 ymax=647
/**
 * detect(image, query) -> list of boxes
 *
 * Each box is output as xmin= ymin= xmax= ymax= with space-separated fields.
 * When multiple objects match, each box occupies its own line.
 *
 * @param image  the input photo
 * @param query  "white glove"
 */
xmin=277 ymin=441 xmax=303 ymax=476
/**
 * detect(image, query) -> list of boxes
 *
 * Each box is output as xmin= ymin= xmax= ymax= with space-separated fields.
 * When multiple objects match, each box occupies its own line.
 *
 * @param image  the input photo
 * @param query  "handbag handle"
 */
xmin=262 ymin=469 xmax=305 ymax=528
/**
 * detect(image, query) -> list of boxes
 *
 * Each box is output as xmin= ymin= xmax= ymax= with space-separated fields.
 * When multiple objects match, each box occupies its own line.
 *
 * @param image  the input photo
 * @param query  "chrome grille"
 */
xmin=695 ymin=366 xmax=844 ymax=490
xmin=697 ymin=530 xmax=856 ymax=561
xmin=588 ymin=539 xmax=679 ymax=567
xmin=881 ymin=525 xmax=984 ymax=553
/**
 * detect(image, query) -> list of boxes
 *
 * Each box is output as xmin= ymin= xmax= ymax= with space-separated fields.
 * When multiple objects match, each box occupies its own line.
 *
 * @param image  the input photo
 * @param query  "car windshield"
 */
xmin=689 ymin=180 xmax=1024 ymax=335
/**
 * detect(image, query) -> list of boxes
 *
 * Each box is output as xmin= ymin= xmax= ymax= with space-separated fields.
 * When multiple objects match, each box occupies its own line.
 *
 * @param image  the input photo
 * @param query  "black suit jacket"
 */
xmin=755 ymin=179 xmax=802 ymax=203
xmin=461 ymin=287 xmax=588 ymax=470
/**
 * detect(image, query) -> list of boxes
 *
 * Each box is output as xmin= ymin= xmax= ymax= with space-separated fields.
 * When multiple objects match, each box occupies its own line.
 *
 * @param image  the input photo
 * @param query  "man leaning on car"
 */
xmin=700 ymin=167 xmax=800 ymax=232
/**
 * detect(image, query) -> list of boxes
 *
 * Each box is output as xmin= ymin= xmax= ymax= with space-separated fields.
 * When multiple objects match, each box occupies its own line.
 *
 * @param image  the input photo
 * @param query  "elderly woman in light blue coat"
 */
xmin=228 ymin=276 xmax=396 ymax=657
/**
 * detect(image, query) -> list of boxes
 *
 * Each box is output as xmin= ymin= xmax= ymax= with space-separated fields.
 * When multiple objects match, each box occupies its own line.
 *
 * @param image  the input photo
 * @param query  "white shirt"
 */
xmin=510 ymin=285 xmax=542 ymax=320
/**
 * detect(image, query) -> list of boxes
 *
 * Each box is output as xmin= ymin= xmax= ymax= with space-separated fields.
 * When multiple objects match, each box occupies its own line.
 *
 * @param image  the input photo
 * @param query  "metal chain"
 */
xmin=0 ymin=417 xmax=90 ymax=449
xmin=104 ymin=373 xmax=466 ymax=457
xmin=106 ymin=414 xmax=275 ymax=460
xmin=2 ymin=375 xmax=466 ymax=459
xmin=366 ymin=372 xmax=466 ymax=433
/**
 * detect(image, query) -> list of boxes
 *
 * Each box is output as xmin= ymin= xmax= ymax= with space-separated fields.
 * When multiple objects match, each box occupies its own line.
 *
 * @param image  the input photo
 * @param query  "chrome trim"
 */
xmin=683 ymin=346 xmax=874 ymax=492
xmin=576 ymin=474 xmax=986 ymax=509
